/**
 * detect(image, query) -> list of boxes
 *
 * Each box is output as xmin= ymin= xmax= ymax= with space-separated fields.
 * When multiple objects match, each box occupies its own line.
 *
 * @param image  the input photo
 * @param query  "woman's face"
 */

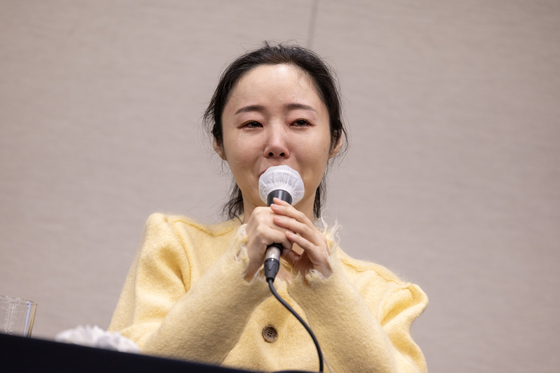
xmin=216 ymin=63 xmax=340 ymax=220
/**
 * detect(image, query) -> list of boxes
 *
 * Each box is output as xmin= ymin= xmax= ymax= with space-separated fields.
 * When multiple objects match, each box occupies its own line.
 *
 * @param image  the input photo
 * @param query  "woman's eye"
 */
xmin=293 ymin=119 xmax=310 ymax=127
xmin=243 ymin=121 xmax=262 ymax=128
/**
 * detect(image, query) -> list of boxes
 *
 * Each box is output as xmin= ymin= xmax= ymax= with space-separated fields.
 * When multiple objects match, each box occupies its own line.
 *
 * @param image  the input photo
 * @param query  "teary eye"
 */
xmin=243 ymin=121 xmax=262 ymax=128
xmin=293 ymin=119 xmax=310 ymax=127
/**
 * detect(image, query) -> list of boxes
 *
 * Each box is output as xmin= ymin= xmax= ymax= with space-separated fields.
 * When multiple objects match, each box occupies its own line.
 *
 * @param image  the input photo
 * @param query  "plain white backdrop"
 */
xmin=1 ymin=1 xmax=559 ymax=372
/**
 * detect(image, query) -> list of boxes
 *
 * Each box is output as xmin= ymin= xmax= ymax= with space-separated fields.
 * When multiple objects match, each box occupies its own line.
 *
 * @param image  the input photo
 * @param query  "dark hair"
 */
xmin=204 ymin=42 xmax=347 ymax=219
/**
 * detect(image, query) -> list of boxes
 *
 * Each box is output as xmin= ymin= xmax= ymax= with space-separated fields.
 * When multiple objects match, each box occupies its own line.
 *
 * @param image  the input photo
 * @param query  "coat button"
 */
xmin=262 ymin=326 xmax=278 ymax=343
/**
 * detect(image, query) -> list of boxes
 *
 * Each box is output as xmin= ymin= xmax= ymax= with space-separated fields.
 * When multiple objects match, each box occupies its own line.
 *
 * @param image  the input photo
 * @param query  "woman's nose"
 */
xmin=264 ymin=126 xmax=289 ymax=158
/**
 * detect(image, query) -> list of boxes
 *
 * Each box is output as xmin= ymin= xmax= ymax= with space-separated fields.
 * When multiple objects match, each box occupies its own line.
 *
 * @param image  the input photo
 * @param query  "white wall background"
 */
xmin=1 ymin=1 xmax=559 ymax=372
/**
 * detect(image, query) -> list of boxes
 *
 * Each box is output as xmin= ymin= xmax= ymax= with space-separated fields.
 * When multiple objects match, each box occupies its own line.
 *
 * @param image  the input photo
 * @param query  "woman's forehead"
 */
xmin=226 ymin=64 xmax=322 ymax=109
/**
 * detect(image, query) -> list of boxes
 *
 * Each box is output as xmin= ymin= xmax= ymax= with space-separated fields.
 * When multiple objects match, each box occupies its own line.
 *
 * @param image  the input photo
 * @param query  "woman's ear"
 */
xmin=329 ymin=134 xmax=343 ymax=159
xmin=213 ymin=138 xmax=226 ymax=160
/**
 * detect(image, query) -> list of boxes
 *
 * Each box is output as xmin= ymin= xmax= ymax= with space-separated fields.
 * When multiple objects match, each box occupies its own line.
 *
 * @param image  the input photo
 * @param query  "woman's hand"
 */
xmin=243 ymin=198 xmax=332 ymax=281
xmin=270 ymin=199 xmax=332 ymax=279
xmin=243 ymin=204 xmax=293 ymax=280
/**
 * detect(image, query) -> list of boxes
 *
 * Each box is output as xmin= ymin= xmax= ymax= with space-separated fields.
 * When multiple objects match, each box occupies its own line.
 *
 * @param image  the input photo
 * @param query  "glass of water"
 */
xmin=0 ymin=295 xmax=37 ymax=337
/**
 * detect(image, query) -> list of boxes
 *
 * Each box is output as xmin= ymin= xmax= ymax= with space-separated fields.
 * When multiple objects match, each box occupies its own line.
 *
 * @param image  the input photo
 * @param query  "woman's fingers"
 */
xmin=270 ymin=198 xmax=311 ymax=228
xmin=269 ymin=199 xmax=332 ymax=277
xmin=282 ymin=235 xmax=331 ymax=278
xmin=243 ymin=206 xmax=294 ymax=280
xmin=286 ymin=231 xmax=324 ymax=261
xmin=271 ymin=204 xmax=324 ymax=248
xmin=283 ymin=249 xmax=307 ymax=270
xmin=247 ymin=206 xmax=292 ymax=246
xmin=286 ymin=231 xmax=331 ymax=276
xmin=273 ymin=215 xmax=312 ymax=240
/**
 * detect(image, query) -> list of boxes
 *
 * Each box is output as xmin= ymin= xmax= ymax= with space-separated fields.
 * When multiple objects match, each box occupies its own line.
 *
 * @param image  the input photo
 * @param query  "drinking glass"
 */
xmin=0 ymin=295 xmax=37 ymax=337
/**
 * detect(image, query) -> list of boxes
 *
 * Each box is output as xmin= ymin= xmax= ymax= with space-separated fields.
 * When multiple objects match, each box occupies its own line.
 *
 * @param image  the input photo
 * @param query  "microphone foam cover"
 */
xmin=259 ymin=165 xmax=305 ymax=206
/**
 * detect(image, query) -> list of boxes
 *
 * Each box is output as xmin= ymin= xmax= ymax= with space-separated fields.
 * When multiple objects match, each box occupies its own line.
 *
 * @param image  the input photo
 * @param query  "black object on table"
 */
xmin=0 ymin=332 xmax=253 ymax=373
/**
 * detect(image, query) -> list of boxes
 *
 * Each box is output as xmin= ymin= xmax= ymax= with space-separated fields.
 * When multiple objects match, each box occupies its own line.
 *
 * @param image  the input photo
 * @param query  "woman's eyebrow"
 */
xmin=284 ymin=103 xmax=316 ymax=112
xmin=235 ymin=105 xmax=265 ymax=115
xmin=235 ymin=103 xmax=316 ymax=115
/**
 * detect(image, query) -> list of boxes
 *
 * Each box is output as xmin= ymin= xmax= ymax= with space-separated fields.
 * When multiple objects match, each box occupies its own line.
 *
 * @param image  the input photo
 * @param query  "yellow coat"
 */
xmin=109 ymin=213 xmax=428 ymax=372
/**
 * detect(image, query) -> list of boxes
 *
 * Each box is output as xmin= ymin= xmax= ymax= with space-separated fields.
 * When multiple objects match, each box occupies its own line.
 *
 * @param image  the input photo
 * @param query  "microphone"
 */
xmin=258 ymin=165 xmax=305 ymax=281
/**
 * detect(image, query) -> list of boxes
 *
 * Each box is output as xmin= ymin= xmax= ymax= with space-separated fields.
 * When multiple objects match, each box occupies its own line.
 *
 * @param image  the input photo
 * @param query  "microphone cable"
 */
xmin=266 ymin=278 xmax=324 ymax=373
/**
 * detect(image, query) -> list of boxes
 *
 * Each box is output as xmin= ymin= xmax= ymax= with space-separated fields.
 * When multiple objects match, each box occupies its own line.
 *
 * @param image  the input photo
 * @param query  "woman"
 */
xmin=109 ymin=43 xmax=428 ymax=373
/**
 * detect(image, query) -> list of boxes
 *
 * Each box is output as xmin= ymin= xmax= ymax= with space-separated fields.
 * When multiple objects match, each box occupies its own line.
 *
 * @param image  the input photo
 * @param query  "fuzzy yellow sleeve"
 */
xmin=109 ymin=213 xmax=271 ymax=364
xmin=287 ymin=248 xmax=428 ymax=373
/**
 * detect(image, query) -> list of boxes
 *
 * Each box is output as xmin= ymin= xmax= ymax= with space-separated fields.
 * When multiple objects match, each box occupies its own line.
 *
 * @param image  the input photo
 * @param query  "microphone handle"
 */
xmin=264 ymin=189 xmax=293 ymax=281
xmin=264 ymin=243 xmax=283 ymax=281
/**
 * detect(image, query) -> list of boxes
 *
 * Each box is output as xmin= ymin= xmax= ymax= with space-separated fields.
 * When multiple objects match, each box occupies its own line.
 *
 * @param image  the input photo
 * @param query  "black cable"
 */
xmin=267 ymin=278 xmax=324 ymax=373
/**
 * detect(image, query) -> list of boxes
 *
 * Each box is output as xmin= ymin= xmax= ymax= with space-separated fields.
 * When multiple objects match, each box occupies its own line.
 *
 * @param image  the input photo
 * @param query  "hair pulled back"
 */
xmin=203 ymin=42 xmax=347 ymax=219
